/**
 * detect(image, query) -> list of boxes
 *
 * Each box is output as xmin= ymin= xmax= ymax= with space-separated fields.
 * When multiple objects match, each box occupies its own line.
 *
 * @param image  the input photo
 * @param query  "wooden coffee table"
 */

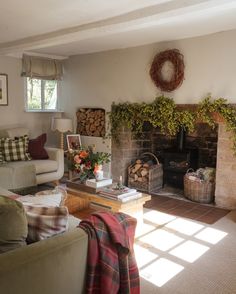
xmin=66 ymin=186 xmax=151 ymax=221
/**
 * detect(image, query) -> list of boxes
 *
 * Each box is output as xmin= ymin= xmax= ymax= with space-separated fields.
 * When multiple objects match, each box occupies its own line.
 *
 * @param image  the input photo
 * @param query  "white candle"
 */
xmin=120 ymin=175 xmax=123 ymax=184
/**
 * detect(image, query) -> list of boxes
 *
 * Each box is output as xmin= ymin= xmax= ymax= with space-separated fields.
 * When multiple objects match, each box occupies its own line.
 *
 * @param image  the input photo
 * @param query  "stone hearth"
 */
xmin=112 ymin=122 xmax=236 ymax=210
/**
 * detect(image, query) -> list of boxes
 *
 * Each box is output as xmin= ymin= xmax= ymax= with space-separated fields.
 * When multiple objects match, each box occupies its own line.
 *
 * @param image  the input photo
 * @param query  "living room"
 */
xmin=1 ymin=1 xmax=236 ymax=293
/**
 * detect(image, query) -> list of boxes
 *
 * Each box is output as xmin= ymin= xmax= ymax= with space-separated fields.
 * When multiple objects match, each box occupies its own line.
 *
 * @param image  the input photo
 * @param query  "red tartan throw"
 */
xmin=23 ymin=205 xmax=69 ymax=242
xmin=79 ymin=211 xmax=140 ymax=294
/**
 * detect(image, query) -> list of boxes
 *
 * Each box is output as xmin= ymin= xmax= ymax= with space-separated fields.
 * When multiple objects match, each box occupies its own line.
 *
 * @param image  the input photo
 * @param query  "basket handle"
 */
xmin=186 ymin=168 xmax=195 ymax=174
xmin=141 ymin=152 xmax=160 ymax=165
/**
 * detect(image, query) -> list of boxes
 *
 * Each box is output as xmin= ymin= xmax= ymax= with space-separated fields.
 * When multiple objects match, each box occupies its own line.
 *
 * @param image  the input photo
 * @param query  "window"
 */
xmin=25 ymin=78 xmax=59 ymax=111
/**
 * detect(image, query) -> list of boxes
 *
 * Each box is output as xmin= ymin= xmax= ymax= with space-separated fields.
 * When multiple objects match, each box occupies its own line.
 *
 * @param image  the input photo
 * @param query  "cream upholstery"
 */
xmin=0 ymin=187 xmax=87 ymax=294
xmin=32 ymin=159 xmax=58 ymax=174
xmin=0 ymin=128 xmax=64 ymax=190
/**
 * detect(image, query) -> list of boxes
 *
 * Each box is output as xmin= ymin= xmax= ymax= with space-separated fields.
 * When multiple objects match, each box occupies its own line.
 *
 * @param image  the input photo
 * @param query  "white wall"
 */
xmin=0 ymin=56 xmax=58 ymax=145
xmin=63 ymin=29 xmax=236 ymax=151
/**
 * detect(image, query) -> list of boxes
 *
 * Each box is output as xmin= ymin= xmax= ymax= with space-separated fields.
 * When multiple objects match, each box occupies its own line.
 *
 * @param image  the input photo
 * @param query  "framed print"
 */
xmin=67 ymin=134 xmax=81 ymax=150
xmin=0 ymin=74 xmax=8 ymax=106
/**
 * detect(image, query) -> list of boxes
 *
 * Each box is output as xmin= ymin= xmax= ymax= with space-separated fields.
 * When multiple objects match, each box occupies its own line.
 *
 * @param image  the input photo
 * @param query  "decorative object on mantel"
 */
xmin=109 ymin=94 xmax=236 ymax=151
xmin=76 ymin=108 xmax=105 ymax=137
xmin=66 ymin=146 xmax=111 ymax=182
xmin=52 ymin=118 xmax=73 ymax=150
xmin=149 ymin=49 xmax=185 ymax=92
xmin=0 ymin=74 xmax=8 ymax=106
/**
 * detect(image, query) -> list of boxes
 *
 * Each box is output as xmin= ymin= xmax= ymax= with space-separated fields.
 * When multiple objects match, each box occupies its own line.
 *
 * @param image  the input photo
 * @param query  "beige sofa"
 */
xmin=0 ymin=187 xmax=88 ymax=294
xmin=0 ymin=228 xmax=88 ymax=294
xmin=0 ymin=127 xmax=64 ymax=190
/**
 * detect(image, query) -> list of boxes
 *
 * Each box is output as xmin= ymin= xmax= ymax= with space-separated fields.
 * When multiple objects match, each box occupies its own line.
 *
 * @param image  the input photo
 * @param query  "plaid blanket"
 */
xmin=79 ymin=211 xmax=140 ymax=294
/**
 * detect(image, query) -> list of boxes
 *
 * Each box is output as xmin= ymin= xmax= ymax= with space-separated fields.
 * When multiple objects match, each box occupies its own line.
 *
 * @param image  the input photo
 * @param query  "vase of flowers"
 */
xmin=67 ymin=146 xmax=111 ymax=182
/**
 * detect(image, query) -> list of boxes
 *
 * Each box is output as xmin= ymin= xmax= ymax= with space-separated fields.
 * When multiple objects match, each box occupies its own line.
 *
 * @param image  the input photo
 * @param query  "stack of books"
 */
xmin=98 ymin=186 xmax=142 ymax=202
xmin=86 ymin=178 xmax=112 ymax=188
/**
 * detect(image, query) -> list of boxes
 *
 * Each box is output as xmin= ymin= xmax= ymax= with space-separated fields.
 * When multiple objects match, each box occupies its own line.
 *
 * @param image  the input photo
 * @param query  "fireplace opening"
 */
xmin=163 ymin=148 xmax=198 ymax=189
xmin=162 ymin=127 xmax=199 ymax=189
xmin=112 ymin=121 xmax=218 ymax=198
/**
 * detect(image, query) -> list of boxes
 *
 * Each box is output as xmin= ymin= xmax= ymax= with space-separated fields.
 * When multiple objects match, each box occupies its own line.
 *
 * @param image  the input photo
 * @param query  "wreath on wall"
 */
xmin=150 ymin=49 xmax=185 ymax=92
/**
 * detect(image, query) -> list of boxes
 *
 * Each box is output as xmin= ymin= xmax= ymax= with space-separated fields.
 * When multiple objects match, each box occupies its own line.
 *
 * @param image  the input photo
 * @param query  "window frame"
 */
xmin=24 ymin=77 xmax=61 ymax=112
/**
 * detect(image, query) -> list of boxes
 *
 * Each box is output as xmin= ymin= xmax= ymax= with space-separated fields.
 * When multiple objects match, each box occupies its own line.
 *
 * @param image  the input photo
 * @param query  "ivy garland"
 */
xmin=109 ymin=95 xmax=236 ymax=150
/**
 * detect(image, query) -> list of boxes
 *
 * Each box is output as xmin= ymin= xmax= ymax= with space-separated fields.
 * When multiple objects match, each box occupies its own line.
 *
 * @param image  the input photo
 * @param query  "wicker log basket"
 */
xmin=184 ymin=169 xmax=215 ymax=204
xmin=128 ymin=152 xmax=163 ymax=193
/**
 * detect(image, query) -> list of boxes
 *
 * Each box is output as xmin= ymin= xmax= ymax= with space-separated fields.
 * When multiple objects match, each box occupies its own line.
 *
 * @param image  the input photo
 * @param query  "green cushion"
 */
xmin=0 ymin=195 xmax=28 ymax=253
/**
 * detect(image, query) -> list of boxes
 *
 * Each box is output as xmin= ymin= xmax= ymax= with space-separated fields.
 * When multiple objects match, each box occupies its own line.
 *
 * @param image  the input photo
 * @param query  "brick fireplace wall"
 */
xmin=112 ymin=122 xmax=236 ymax=209
xmin=215 ymin=124 xmax=236 ymax=209
xmin=112 ymin=123 xmax=217 ymax=181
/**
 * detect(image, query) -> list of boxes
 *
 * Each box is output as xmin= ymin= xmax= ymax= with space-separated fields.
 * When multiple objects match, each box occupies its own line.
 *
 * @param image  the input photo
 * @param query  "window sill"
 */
xmin=25 ymin=110 xmax=64 ymax=113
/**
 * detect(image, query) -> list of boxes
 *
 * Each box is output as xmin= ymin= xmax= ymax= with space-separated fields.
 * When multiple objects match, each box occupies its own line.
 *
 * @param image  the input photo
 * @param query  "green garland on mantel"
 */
xmin=109 ymin=95 xmax=236 ymax=149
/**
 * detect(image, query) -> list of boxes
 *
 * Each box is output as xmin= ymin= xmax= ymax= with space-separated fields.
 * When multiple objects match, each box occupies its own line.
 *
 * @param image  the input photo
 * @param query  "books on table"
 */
xmin=98 ymin=186 xmax=142 ymax=202
xmin=85 ymin=178 xmax=113 ymax=188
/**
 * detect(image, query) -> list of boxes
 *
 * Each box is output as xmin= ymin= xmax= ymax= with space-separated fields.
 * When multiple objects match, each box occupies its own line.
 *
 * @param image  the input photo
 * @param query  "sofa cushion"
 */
xmin=0 ymin=162 xmax=36 ymax=190
xmin=5 ymin=127 xmax=29 ymax=139
xmin=0 ymin=135 xmax=31 ymax=162
xmin=23 ymin=205 xmax=69 ymax=242
xmin=0 ymin=195 xmax=28 ymax=253
xmin=28 ymin=133 xmax=49 ymax=160
xmin=0 ymin=151 xmax=5 ymax=164
xmin=31 ymin=159 xmax=58 ymax=174
xmin=16 ymin=187 xmax=67 ymax=207
xmin=35 ymin=186 xmax=67 ymax=206
xmin=17 ymin=192 xmax=63 ymax=207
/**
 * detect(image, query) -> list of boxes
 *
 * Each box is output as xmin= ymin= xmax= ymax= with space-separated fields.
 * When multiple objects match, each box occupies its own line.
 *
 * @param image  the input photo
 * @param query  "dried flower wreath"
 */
xmin=150 ymin=49 xmax=185 ymax=92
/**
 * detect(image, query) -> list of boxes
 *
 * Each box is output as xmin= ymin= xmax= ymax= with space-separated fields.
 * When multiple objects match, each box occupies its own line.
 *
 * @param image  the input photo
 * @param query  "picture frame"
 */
xmin=66 ymin=134 xmax=81 ymax=150
xmin=0 ymin=74 xmax=8 ymax=106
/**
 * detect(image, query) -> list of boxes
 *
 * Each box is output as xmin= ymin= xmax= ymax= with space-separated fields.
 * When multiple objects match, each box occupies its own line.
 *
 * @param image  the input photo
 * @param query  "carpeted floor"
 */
xmin=137 ymin=208 xmax=236 ymax=293
xmin=16 ymin=182 xmax=236 ymax=293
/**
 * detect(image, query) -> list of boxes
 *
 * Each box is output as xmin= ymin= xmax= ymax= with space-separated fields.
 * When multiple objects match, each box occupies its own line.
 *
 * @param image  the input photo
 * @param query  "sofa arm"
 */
xmin=0 ymin=228 xmax=88 ymax=294
xmin=45 ymin=147 xmax=63 ymax=162
xmin=35 ymin=147 xmax=64 ymax=183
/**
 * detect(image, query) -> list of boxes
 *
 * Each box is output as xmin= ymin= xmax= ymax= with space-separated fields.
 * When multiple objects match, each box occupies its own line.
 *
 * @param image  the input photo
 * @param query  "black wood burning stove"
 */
xmin=163 ymin=148 xmax=198 ymax=188
xmin=163 ymin=128 xmax=198 ymax=188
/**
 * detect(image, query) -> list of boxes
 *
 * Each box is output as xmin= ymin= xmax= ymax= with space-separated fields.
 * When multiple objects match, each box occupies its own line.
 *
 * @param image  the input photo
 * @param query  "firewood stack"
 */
xmin=128 ymin=153 xmax=163 ymax=192
xmin=76 ymin=108 xmax=105 ymax=137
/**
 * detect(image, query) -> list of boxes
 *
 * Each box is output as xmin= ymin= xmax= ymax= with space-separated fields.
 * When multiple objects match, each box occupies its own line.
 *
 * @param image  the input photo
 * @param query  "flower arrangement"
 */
xmin=67 ymin=146 xmax=111 ymax=182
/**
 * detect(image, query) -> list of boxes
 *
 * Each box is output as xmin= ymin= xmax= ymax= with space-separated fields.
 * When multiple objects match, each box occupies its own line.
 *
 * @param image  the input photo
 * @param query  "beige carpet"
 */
xmin=136 ymin=208 xmax=236 ymax=294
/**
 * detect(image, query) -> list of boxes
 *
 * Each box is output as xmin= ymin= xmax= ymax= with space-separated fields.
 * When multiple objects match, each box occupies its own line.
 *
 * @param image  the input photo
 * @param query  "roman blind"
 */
xmin=21 ymin=54 xmax=63 ymax=80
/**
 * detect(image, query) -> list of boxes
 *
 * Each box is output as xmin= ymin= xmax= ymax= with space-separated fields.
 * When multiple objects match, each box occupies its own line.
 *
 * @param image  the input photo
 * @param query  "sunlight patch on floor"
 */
xmin=143 ymin=210 xmax=176 ymax=226
xmin=135 ymin=222 xmax=156 ymax=238
xmin=139 ymin=228 xmax=183 ymax=251
xmin=169 ymin=240 xmax=210 ymax=263
xmin=195 ymin=227 xmax=228 ymax=244
xmin=165 ymin=218 xmax=204 ymax=236
xmin=134 ymin=244 xmax=158 ymax=268
xmin=140 ymin=258 xmax=184 ymax=287
xmin=136 ymin=209 xmax=228 ymax=288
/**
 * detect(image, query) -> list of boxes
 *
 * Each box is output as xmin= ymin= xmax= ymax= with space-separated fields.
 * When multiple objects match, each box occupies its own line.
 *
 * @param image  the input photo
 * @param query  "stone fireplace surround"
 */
xmin=111 ymin=110 xmax=236 ymax=210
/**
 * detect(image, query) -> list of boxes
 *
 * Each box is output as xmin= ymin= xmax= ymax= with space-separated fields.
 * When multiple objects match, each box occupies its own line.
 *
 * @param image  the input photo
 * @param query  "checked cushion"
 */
xmin=0 ymin=135 xmax=31 ymax=162
xmin=0 ymin=151 xmax=5 ymax=164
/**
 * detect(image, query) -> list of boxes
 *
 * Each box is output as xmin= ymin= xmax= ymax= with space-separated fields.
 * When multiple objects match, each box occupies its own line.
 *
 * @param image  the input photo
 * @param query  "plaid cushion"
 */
xmin=0 ymin=151 xmax=5 ymax=164
xmin=23 ymin=204 xmax=69 ymax=242
xmin=0 ymin=135 xmax=31 ymax=161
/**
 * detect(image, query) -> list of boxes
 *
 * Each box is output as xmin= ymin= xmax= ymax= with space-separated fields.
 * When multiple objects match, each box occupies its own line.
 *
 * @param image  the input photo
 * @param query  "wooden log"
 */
xmin=141 ymin=169 xmax=148 ymax=177
xmin=132 ymin=163 xmax=142 ymax=173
